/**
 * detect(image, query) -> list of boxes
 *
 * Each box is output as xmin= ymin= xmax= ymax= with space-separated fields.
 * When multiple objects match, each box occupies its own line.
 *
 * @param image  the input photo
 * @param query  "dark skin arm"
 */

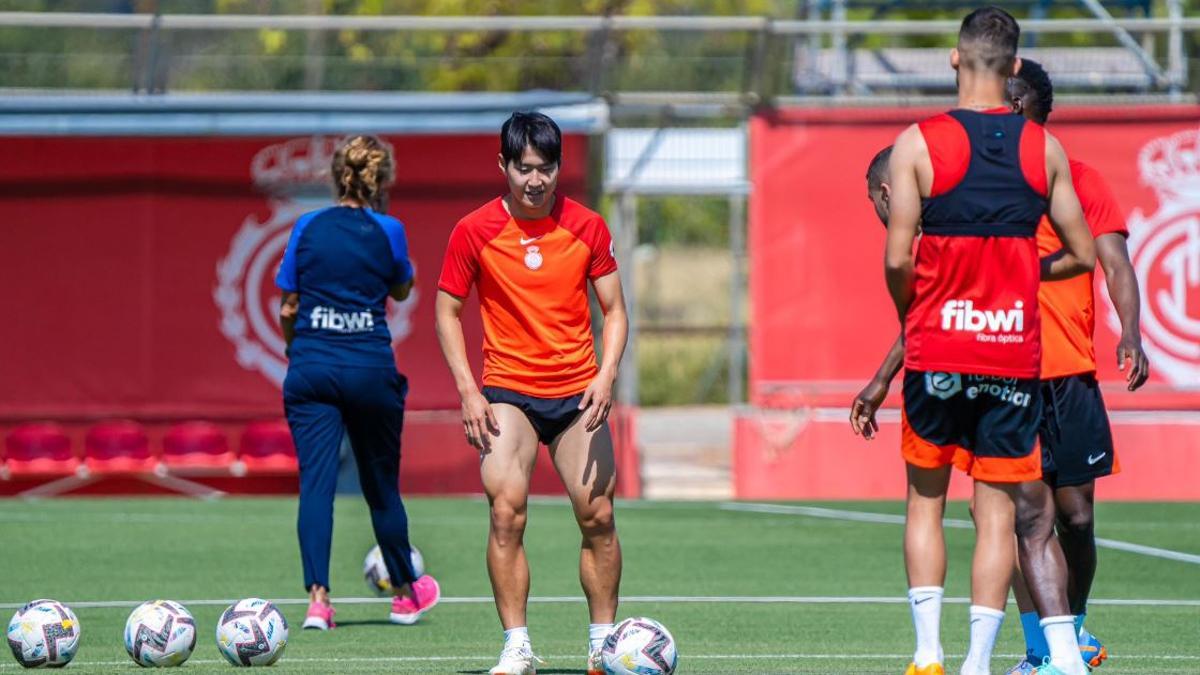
xmin=850 ymin=330 xmax=904 ymax=440
xmin=280 ymin=292 xmax=299 ymax=351
xmin=1096 ymin=232 xmax=1149 ymax=390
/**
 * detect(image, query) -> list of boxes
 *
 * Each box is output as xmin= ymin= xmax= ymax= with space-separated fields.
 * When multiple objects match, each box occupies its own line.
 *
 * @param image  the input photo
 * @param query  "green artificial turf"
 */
xmin=1 ymin=497 xmax=1197 ymax=673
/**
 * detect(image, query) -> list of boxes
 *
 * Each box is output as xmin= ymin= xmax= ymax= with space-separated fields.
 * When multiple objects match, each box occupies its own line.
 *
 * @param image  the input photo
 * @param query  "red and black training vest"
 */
xmin=904 ymin=108 xmax=1049 ymax=379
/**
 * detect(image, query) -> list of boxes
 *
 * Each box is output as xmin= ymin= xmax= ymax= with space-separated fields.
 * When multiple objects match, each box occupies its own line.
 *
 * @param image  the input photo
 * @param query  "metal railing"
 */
xmin=0 ymin=10 xmax=1195 ymax=105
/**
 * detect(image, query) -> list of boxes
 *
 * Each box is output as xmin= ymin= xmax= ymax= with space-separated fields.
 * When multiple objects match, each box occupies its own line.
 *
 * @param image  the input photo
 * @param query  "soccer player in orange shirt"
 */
xmin=1002 ymin=58 xmax=1148 ymax=674
xmin=854 ymin=58 xmax=1148 ymax=675
xmin=435 ymin=112 xmax=628 ymax=675
xmin=881 ymin=9 xmax=1097 ymax=673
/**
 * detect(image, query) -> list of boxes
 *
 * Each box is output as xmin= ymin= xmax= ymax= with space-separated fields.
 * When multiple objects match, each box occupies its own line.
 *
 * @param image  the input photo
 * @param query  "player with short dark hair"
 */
xmin=435 ymin=111 xmax=629 ymax=675
xmin=883 ymin=7 xmax=1095 ymax=675
xmin=277 ymin=134 xmax=441 ymax=632
xmin=1002 ymin=58 xmax=1148 ymax=675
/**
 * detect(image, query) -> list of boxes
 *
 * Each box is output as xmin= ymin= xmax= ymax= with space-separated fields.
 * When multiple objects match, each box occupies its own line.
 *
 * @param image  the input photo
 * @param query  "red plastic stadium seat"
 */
xmin=5 ymin=422 xmax=78 ymax=477
xmin=162 ymin=421 xmax=234 ymax=471
xmin=238 ymin=420 xmax=298 ymax=473
xmin=84 ymin=420 xmax=155 ymax=474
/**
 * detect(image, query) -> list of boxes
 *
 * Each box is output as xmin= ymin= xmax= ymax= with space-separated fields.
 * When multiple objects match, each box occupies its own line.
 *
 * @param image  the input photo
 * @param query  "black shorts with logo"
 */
xmin=903 ymin=370 xmax=1043 ymax=482
xmin=483 ymin=386 xmax=584 ymax=446
xmin=1038 ymin=373 xmax=1117 ymax=488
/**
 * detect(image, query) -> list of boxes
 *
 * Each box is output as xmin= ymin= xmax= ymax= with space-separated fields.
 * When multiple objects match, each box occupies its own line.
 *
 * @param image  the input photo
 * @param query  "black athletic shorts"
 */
xmin=1038 ymin=373 xmax=1118 ymax=488
xmin=902 ymin=370 xmax=1043 ymax=482
xmin=482 ymin=386 xmax=584 ymax=446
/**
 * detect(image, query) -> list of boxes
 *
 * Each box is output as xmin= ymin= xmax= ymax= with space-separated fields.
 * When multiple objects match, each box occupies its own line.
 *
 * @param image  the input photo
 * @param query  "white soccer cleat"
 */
xmin=488 ymin=644 xmax=542 ymax=675
xmin=587 ymin=647 xmax=604 ymax=675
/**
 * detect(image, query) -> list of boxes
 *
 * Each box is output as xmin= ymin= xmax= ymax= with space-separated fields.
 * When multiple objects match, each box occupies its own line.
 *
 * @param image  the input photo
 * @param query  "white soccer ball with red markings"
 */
xmin=600 ymin=617 xmax=678 ymax=675
xmin=363 ymin=544 xmax=425 ymax=596
xmin=6 ymin=599 xmax=81 ymax=668
xmin=215 ymin=598 xmax=288 ymax=667
xmin=124 ymin=600 xmax=197 ymax=667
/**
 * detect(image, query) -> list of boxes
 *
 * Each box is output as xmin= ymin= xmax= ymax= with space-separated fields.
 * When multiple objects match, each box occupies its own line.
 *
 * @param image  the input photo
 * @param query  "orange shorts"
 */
xmin=901 ymin=371 xmax=1042 ymax=483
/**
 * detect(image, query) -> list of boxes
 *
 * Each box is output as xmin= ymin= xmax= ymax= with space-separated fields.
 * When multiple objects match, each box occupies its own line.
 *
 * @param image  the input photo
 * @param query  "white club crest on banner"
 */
xmin=1108 ymin=127 xmax=1200 ymax=387
xmin=214 ymin=136 xmax=418 ymax=389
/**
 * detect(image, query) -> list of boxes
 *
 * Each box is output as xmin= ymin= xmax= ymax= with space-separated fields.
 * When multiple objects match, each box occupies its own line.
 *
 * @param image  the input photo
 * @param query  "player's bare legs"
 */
xmin=903 ymin=464 xmax=950 ymax=672
xmin=480 ymin=404 xmax=541 ymax=631
xmin=959 ymin=480 xmax=1017 ymax=674
xmin=1053 ymin=483 xmax=1096 ymax=614
xmin=1015 ymin=481 xmax=1070 ymax=616
xmin=1015 ymin=479 xmax=1088 ymax=674
xmin=904 ymin=464 xmax=951 ymax=587
xmin=551 ymin=415 xmax=621 ymax=624
xmin=972 ymin=481 xmax=1019 ymax=608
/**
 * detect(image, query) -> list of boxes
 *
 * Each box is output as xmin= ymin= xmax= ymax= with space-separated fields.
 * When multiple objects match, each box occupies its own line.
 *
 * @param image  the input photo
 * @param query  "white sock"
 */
xmin=588 ymin=623 xmax=614 ymax=653
xmin=504 ymin=626 xmax=530 ymax=651
xmin=1042 ymin=615 xmax=1087 ymax=674
xmin=960 ymin=605 xmax=1005 ymax=675
xmin=908 ymin=586 xmax=944 ymax=667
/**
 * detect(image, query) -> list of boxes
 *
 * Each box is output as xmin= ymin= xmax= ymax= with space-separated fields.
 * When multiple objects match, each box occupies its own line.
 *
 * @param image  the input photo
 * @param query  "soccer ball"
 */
xmin=124 ymin=600 xmax=197 ymax=667
xmin=215 ymin=598 xmax=288 ymax=667
xmin=363 ymin=544 xmax=425 ymax=596
xmin=600 ymin=617 xmax=678 ymax=675
xmin=6 ymin=599 xmax=81 ymax=668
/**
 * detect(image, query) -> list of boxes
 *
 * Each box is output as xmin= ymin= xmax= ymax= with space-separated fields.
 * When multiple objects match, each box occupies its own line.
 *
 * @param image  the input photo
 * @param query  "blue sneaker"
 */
xmin=1006 ymin=655 xmax=1038 ymax=674
xmin=1078 ymin=631 xmax=1107 ymax=669
xmin=1031 ymin=657 xmax=1069 ymax=675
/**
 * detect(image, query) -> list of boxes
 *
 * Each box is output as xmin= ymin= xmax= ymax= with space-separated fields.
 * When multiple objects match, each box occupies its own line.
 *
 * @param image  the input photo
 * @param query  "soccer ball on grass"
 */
xmin=6 ymin=599 xmax=81 ymax=668
xmin=363 ymin=544 xmax=425 ymax=596
xmin=124 ymin=600 xmax=197 ymax=667
xmin=600 ymin=617 xmax=678 ymax=675
xmin=215 ymin=598 xmax=288 ymax=667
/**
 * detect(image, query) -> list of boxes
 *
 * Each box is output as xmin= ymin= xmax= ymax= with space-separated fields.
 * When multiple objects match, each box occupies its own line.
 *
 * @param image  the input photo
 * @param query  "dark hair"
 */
xmin=866 ymin=145 xmax=893 ymax=191
xmin=957 ymin=6 xmax=1020 ymax=75
xmin=1008 ymin=58 xmax=1054 ymax=125
xmin=331 ymin=135 xmax=394 ymax=207
xmin=500 ymin=111 xmax=562 ymax=166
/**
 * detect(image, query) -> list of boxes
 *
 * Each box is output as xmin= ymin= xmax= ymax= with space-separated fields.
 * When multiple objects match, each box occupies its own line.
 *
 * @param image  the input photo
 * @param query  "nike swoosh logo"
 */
xmin=520 ymin=236 xmax=543 ymax=245
xmin=1087 ymin=452 xmax=1107 ymax=465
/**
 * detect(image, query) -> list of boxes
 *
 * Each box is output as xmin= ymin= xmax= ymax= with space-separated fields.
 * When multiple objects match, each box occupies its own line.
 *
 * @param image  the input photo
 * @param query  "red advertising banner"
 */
xmin=0 ymin=133 xmax=590 ymax=419
xmin=749 ymin=106 xmax=1200 ymax=408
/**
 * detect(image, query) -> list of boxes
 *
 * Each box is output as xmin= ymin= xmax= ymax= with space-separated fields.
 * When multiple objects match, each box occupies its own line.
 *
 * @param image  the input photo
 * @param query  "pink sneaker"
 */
xmin=302 ymin=601 xmax=335 ymax=630
xmin=389 ymin=574 xmax=440 ymax=625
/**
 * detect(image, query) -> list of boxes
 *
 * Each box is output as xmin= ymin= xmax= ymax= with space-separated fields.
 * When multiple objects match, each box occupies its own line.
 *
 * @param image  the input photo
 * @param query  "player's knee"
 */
xmin=489 ymin=500 xmax=527 ymax=540
xmin=1055 ymin=506 xmax=1094 ymax=538
xmin=1014 ymin=502 xmax=1053 ymax=540
xmin=576 ymin=501 xmax=615 ymax=538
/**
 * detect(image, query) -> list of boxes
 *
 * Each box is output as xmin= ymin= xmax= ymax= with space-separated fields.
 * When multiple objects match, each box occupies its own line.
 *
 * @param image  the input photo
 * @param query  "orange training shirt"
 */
xmin=437 ymin=196 xmax=619 ymax=398
xmin=1036 ymin=159 xmax=1128 ymax=379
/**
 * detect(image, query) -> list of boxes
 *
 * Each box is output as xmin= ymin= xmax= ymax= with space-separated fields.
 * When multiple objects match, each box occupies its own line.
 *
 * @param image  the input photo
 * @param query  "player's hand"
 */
xmin=578 ymin=371 xmax=615 ymax=432
xmin=850 ymin=378 xmax=889 ymax=440
xmin=1117 ymin=332 xmax=1150 ymax=391
xmin=461 ymin=390 xmax=499 ymax=452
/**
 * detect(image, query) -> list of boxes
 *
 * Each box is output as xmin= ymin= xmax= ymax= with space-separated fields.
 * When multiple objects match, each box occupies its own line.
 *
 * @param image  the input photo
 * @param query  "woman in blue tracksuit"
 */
xmin=276 ymin=134 xmax=439 ymax=630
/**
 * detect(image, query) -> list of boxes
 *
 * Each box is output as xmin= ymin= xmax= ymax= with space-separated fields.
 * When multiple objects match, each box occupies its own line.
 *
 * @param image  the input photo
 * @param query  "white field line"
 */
xmin=1 ymin=653 xmax=1197 ymax=669
xmin=3 ymin=595 xmax=1198 ymax=611
xmin=722 ymin=502 xmax=1200 ymax=565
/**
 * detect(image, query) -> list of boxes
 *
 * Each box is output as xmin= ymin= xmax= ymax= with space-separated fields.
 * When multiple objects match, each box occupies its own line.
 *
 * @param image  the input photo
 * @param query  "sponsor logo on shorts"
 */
xmin=1087 ymin=452 xmax=1108 ymax=465
xmin=964 ymin=375 xmax=1032 ymax=407
xmin=940 ymin=299 xmax=1026 ymax=344
xmin=924 ymin=372 xmax=963 ymax=400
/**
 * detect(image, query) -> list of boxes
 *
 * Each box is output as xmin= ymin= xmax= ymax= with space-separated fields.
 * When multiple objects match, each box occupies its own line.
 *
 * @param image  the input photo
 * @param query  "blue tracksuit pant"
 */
xmin=283 ymin=364 xmax=417 ymax=592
